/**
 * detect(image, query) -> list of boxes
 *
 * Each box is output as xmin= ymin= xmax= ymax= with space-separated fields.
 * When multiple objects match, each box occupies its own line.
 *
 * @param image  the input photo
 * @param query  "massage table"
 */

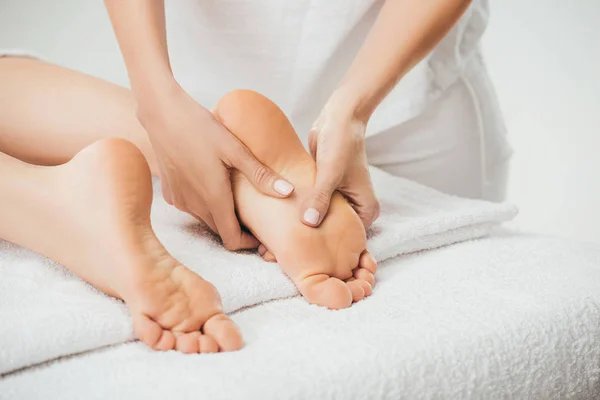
xmin=1 ymin=171 xmax=599 ymax=399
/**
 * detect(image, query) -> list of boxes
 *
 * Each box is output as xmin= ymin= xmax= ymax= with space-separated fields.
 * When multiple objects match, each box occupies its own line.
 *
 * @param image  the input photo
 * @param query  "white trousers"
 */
xmin=365 ymin=57 xmax=512 ymax=202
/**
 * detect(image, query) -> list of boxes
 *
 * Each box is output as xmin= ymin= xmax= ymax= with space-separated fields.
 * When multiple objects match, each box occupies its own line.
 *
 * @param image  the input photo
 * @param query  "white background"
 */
xmin=1 ymin=0 xmax=599 ymax=243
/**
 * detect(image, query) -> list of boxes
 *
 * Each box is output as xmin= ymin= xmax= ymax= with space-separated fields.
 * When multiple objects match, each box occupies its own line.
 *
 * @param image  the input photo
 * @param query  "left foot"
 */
xmin=214 ymin=90 xmax=377 ymax=310
xmin=45 ymin=139 xmax=243 ymax=353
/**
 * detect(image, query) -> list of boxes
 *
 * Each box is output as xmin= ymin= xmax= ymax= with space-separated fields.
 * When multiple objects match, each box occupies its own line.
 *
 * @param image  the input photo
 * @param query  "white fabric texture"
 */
xmin=367 ymin=55 xmax=512 ymax=202
xmin=0 ymin=167 xmax=516 ymax=375
xmin=165 ymin=0 xmax=511 ymax=169
xmin=1 ymin=0 xmax=511 ymax=201
xmin=2 ymin=232 xmax=600 ymax=399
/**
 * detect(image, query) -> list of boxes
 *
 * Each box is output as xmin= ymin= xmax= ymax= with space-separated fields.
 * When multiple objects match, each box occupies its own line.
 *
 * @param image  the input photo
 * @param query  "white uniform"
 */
xmin=165 ymin=0 xmax=512 ymax=201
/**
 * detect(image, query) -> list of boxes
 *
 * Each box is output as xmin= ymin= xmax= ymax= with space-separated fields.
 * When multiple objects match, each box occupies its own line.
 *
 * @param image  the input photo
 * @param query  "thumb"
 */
xmin=233 ymin=144 xmax=295 ymax=198
xmin=301 ymin=167 xmax=340 ymax=227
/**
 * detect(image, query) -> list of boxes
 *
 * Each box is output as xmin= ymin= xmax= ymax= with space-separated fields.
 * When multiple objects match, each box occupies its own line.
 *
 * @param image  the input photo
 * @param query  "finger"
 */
xmin=160 ymin=167 xmax=188 ymax=212
xmin=308 ymin=127 xmax=319 ymax=159
xmin=300 ymin=167 xmax=340 ymax=227
xmin=352 ymin=192 xmax=381 ymax=229
xmin=344 ymin=172 xmax=380 ymax=228
xmin=202 ymin=213 xmax=218 ymax=234
xmin=227 ymin=139 xmax=294 ymax=198
xmin=210 ymin=185 xmax=260 ymax=251
xmin=186 ymin=206 xmax=218 ymax=234
xmin=308 ymin=112 xmax=327 ymax=160
xmin=195 ymin=210 xmax=218 ymax=234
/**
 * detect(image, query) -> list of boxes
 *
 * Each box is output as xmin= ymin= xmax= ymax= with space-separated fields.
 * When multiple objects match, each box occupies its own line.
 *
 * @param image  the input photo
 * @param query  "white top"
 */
xmin=165 ymin=0 xmax=491 ymax=145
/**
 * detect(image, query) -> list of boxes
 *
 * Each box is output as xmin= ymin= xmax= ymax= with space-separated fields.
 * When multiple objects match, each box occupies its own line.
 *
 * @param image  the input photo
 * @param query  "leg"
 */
xmin=214 ymin=90 xmax=378 ymax=310
xmin=0 ymin=140 xmax=242 ymax=353
xmin=0 ymin=56 xmax=157 ymax=172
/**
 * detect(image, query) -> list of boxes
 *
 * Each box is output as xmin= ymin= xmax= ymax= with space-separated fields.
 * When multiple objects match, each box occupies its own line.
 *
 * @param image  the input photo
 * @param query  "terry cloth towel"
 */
xmin=0 ymin=167 xmax=516 ymax=374
xmin=3 ymin=232 xmax=600 ymax=400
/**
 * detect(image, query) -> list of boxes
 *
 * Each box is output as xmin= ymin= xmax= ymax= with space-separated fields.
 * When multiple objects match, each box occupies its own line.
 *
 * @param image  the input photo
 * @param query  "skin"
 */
xmin=0 ymin=57 xmax=375 ymax=354
xmin=0 ymin=0 xmax=471 ymax=352
xmin=104 ymin=0 xmax=471 ymax=237
xmin=304 ymin=0 xmax=472 ymax=227
xmin=0 ymin=137 xmax=242 ymax=354
xmin=215 ymin=90 xmax=377 ymax=309
xmin=105 ymin=0 xmax=295 ymax=252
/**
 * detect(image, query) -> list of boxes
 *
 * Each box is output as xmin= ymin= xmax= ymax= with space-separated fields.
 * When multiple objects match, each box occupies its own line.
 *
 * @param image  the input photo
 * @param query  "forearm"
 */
xmin=105 ymin=0 xmax=176 ymax=101
xmin=334 ymin=0 xmax=471 ymax=123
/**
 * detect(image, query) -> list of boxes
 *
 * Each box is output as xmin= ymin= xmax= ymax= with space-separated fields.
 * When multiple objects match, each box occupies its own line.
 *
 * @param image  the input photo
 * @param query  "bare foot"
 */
xmin=48 ymin=139 xmax=242 ymax=353
xmin=214 ymin=90 xmax=377 ymax=310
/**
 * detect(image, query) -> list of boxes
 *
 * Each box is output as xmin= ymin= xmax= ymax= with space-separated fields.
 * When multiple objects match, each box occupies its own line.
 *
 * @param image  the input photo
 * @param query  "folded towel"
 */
xmin=4 ymin=232 xmax=600 ymax=400
xmin=0 ymin=167 xmax=516 ymax=374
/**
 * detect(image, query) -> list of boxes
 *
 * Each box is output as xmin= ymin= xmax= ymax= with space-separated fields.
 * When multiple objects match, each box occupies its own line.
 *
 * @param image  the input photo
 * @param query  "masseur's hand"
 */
xmin=302 ymin=94 xmax=380 ymax=229
xmin=138 ymin=84 xmax=295 ymax=250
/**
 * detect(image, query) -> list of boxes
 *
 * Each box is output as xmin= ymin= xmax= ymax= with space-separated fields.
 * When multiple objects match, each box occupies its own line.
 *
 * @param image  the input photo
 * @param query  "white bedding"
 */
xmin=2 ymin=231 xmax=600 ymax=400
xmin=0 ymin=168 xmax=515 ymax=374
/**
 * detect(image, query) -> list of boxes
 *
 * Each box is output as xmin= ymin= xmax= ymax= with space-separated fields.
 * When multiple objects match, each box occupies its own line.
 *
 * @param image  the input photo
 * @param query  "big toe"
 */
xmin=203 ymin=313 xmax=244 ymax=352
xmin=299 ymin=274 xmax=353 ymax=310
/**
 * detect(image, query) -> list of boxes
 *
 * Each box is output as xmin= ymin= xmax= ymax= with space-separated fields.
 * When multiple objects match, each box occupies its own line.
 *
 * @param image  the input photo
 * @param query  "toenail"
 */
xmin=303 ymin=208 xmax=320 ymax=225
xmin=274 ymin=179 xmax=294 ymax=196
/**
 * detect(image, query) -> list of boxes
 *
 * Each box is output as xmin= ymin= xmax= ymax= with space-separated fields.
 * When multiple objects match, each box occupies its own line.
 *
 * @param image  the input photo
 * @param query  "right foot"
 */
xmin=214 ymin=90 xmax=378 ymax=310
xmin=48 ymin=138 xmax=242 ymax=353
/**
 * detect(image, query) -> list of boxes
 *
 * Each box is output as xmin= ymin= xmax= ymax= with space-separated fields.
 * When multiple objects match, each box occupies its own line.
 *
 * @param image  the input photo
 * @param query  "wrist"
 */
xmin=134 ymin=77 xmax=183 ymax=124
xmin=327 ymin=84 xmax=378 ymax=125
xmin=130 ymin=66 xmax=179 ymax=105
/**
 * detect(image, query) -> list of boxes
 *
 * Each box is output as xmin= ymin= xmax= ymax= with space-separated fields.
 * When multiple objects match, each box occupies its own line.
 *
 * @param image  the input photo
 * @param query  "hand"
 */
xmin=138 ymin=84 xmax=295 ymax=250
xmin=301 ymin=96 xmax=380 ymax=229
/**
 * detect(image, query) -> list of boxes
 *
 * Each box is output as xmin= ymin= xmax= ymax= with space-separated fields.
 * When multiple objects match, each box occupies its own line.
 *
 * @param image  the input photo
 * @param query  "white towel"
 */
xmin=3 ymin=232 xmax=600 ymax=400
xmin=0 ymin=167 xmax=516 ymax=374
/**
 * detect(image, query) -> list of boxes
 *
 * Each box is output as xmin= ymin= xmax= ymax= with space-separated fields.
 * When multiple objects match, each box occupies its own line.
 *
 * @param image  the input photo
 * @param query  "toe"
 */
xmin=198 ymin=334 xmax=219 ymax=354
xmin=358 ymin=279 xmax=373 ymax=297
xmin=258 ymin=244 xmax=267 ymax=257
xmin=359 ymin=251 xmax=377 ymax=274
xmin=132 ymin=314 xmax=164 ymax=350
xmin=258 ymin=244 xmax=276 ymax=262
xmin=262 ymin=251 xmax=276 ymax=263
xmin=176 ymin=331 xmax=201 ymax=354
xmin=154 ymin=330 xmax=176 ymax=351
xmin=346 ymin=279 xmax=366 ymax=302
xmin=353 ymin=267 xmax=375 ymax=287
xmin=298 ymin=274 xmax=353 ymax=310
xmin=203 ymin=313 xmax=244 ymax=352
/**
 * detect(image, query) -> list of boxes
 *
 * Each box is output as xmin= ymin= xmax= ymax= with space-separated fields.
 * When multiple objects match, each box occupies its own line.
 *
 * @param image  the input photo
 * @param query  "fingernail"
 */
xmin=303 ymin=208 xmax=320 ymax=225
xmin=274 ymin=179 xmax=294 ymax=196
